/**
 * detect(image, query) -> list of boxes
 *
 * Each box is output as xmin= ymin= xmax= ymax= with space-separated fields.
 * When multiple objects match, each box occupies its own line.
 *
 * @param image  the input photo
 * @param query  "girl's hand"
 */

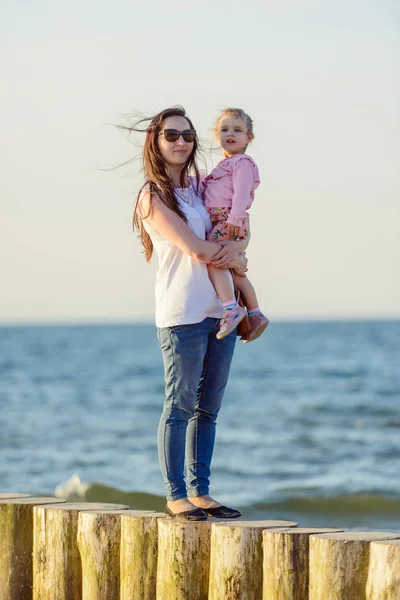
xmin=226 ymin=223 xmax=241 ymax=239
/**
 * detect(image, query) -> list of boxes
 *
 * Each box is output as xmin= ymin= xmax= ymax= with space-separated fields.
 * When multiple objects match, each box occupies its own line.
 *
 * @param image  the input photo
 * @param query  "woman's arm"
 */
xmin=140 ymin=191 xmax=230 ymax=264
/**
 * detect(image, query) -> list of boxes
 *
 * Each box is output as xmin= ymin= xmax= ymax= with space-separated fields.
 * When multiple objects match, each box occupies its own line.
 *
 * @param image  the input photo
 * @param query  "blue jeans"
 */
xmin=157 ymin=317 xmax=237 ymax=501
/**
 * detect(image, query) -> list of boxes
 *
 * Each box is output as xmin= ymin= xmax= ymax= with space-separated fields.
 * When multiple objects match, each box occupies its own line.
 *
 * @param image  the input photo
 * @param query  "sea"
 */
xmin=1 ymin=320 xmax=399 ymax=532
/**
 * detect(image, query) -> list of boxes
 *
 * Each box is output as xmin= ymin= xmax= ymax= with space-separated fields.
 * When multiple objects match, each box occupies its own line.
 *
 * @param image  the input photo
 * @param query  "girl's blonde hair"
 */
xmin=215 ymin=108 xmax=254 ymax=137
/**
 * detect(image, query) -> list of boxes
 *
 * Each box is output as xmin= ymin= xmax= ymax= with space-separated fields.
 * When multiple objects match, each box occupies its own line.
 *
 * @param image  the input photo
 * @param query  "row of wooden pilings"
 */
xmin=0 ymin=493 xmax=399 ymax=599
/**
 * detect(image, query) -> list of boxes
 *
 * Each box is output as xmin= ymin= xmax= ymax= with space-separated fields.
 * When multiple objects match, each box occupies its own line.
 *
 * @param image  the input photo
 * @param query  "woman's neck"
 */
xmin=168 ymin=165 xmax=187 ymax=188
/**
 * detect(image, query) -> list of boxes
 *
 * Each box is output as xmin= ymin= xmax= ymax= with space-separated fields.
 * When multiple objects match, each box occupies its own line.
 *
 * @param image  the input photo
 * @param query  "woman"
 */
xmin=133 ymin=107 xmax=248 ymax=521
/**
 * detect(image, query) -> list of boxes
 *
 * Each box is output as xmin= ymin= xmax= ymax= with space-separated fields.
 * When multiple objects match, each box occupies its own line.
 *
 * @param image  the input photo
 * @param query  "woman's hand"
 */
xmin=210 ymin=246 xmax=247 ymax=272
xmin=209 ymin=245 xmax=234 ymax=268
xmin=231 ymin=253 xmax=248 ymax=275
xmin=219 ymin=233 xmax=250 ymax=254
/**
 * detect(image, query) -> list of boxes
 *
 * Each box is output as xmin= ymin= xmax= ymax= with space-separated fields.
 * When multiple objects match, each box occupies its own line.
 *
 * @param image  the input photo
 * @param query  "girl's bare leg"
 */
xmin=233 ymin=272 xmax=269 ymax=342
xmin=233 ymin=273 xmax=259 ymax=310
xmin=208 ymin=265 xmax=248 ymax=340
xmin=207 ymin=266 xmax=235 ymax=303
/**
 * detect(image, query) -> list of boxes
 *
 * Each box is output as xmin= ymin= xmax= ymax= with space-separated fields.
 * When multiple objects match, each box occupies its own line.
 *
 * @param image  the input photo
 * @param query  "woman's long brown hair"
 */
xmin=120 ymin=107 xmax=201 ymax=261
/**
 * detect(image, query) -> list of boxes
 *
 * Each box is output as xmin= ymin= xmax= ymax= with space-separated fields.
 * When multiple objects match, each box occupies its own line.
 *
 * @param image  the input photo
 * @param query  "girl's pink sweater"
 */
xmin=203 ymin=154 xmax=260 ymax=228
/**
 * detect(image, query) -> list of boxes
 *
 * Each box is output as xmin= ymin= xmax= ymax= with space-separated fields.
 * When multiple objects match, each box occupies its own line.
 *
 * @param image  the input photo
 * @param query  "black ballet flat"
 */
xmin=164 ymin=504 xmax=208 ymax=521
xmin=204 ymin=505 xmax=242 ymax=519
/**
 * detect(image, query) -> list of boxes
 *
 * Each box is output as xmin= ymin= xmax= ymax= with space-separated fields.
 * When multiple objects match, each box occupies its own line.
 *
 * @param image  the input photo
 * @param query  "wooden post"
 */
xmin=0 ymin=497 xmax=65 ymax=600
xmin=77 ymin=509 xmax=153 ymax=600
xmin=263 ymin=527 xmax=344 ymax=600
xmin=120 ymin=513 xmax=165 ymax=600
xmin=366 ymin=539 xmax=400 ymax=600
xmin=32 ymin=502 xmax=131 ymax=600
xmin=309 ymin=531 xmax=400 ymax=600
xmin=120 ymin=512 xmax=165 ymax=600
xmin=209 ymin=520 xmax=297 ymax=600
xmin=156 ymin=518 xmax=216 ymax=600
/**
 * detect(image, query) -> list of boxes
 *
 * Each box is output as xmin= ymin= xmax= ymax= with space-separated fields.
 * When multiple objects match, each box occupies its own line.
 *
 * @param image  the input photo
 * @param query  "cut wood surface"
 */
xmin=33 ymin=502 xmax=130 ymax=600
xmin=263 ymin=527 xmax=344 ymax=600
xmin=0 ymin=497 xmax=65 ymax=600
xmin=0 ymin=493 xmax=31 ymax=499
xmin=309 ymin=531 xmax=400 ymax=600
xmin=156 ymin=518 xmax=215 ymax=600
xmin=120 ymin=512 xmax=165 ymax=600
xmin=366 ymin=539 xmax=400 ymax=600
xmin=77 ymin=509 xmax=153 ymax=600
xmin=209 ymin=520 xmax=298 ymax=600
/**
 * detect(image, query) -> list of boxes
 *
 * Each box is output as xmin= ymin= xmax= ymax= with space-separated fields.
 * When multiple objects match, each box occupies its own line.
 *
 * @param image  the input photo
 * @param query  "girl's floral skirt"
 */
xmin=206 ymin=207 xmax=249 ymax=242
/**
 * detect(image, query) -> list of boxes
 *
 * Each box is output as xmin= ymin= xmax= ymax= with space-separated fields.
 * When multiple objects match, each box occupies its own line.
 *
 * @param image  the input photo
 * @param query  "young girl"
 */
xmin=203 ymin=108 xmax=269 ymax=342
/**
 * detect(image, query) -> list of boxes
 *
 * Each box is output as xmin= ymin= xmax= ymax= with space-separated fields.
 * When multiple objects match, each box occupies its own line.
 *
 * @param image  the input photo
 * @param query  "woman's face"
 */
xmin=158 ymin=116 xmax=195 ymax=168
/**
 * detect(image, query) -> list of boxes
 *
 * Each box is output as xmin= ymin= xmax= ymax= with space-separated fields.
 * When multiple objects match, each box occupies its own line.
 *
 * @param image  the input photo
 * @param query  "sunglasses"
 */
xmin=160 ymin=128 xmax=196 ymax=143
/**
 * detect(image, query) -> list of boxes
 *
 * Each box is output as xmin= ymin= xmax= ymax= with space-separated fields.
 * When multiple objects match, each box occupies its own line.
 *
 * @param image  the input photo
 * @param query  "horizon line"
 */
xmin=1 ymin=315 xmax=399 ymax=328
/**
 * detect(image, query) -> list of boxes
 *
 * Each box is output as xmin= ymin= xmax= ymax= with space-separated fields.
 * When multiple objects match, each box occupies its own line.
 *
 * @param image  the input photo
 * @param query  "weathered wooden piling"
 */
xmin=366 ymin=539 xmax=400 ymax=600
xmin=309 ymin=531 xmax=400 ymax=600
xmin=0 ymin=497 xmax=65 ymax=600
xmin=77 ymin=509 xmax=154 ymax=600
xmin=120 ymin=512 xmax=165 ymax=600
xmin=156 ymin=518 xmax=219 ymax=600
xmin=262 ymin=527 xmax=344 ymax=600
xmin=2 ymin=489 xmax=400 ymax=599
xmin=32 ymin=502 xmax=130 ymax=600
xmin=208 ymin=520 xmax=297 ymax=600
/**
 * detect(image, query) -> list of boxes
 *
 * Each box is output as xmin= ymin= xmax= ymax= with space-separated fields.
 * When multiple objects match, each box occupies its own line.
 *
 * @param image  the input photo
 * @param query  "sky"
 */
xmin=1 ymin=0 xmax=399 ymax=323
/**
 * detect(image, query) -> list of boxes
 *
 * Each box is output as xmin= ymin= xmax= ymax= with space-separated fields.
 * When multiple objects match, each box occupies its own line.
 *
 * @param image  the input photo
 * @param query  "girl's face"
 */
xmin=158 ymin=116 xmax=195 ymax=168
xmin=217 ymin=114 xmax=253 ymax=157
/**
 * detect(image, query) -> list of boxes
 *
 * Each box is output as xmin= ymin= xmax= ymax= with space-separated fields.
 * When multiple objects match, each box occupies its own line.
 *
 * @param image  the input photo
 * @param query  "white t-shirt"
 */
xmin=139 ymin=182 xmax=223 ymax=328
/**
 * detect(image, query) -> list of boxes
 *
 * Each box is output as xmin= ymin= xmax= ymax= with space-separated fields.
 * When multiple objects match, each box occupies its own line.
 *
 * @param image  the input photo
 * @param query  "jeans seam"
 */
xmin=164 ymin=327 xmax=178 ymax=500
xmin=193 ymin=345 xmax=210 ymax=496
xmin=193 ymin=410 xmax=199 ymax=495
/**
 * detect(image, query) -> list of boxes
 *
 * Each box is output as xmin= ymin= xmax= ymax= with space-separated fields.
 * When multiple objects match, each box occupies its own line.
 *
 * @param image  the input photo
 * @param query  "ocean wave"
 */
xmin=318 ymin=368 xmax=368 ymax=379
xmin=54 ymin=475 xmax=166 ymax=511
xmin=254 ymin=495 xmax=400 ymax=516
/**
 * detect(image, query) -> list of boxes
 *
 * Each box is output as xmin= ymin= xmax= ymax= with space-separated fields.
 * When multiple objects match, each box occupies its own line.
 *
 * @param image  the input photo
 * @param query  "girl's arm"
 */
xmin=139 ymin=191 xmax=244 ymax=268
xmin=228 ymin=158 xmax=256 ymax=227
